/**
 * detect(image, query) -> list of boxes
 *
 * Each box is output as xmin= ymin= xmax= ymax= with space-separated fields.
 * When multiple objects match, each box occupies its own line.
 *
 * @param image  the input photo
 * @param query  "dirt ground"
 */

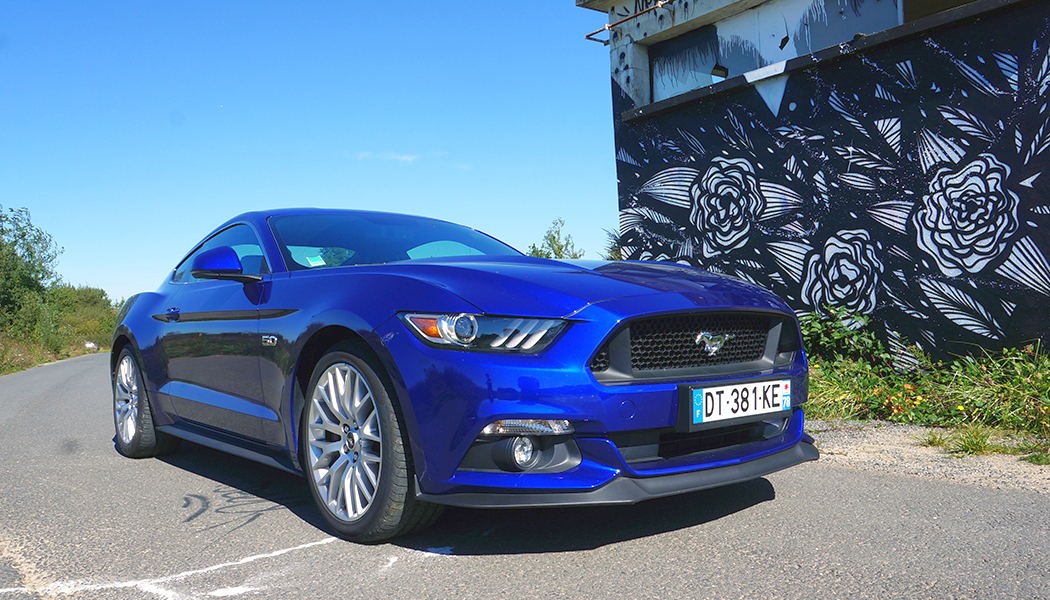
xmin=806 ymin=420 xmax=1050 ymax=495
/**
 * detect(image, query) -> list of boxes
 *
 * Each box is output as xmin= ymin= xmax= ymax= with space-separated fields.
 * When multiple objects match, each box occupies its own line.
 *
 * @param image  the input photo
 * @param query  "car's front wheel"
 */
xmin=301 ymin=345 xmax=442 ymax=541
xmin=112 ymin=347 xmax=179 ymax=458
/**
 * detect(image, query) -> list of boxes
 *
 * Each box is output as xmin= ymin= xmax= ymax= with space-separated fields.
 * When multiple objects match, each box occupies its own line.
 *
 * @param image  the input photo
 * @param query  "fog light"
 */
xmin=481 ymin=419 xmax=574 ymax=436
xmin=505 ymin=436 xmax=540 ymax=471
xmin=512 ymin=436 xmax=535 ymax=467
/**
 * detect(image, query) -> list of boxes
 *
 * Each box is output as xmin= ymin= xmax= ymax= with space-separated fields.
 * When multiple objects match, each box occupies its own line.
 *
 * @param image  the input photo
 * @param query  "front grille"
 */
xmin=588 ymin=311 xmax=795 ymax=382
xmin=629 ymin=313 xmax=769 ymax=371
xmin=609 ymin=417 xmax=789 ymax=466
xmin=654 ymin=423 xmax=766 ymax=459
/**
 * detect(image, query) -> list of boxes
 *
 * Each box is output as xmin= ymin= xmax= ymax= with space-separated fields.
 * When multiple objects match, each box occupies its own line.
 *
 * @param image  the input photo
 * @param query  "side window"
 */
xmin=172 ymin=224 xmax=269 ymax=283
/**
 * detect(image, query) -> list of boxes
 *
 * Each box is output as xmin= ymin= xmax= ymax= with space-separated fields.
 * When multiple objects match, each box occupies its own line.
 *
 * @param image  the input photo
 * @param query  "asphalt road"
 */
xmin=1 ymin=354 xmax=1048 ymax=599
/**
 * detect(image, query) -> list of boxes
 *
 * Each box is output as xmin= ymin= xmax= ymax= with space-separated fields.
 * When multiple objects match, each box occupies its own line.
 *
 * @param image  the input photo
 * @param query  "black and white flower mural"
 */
xmin=613 ymin=1 xmax=1050 ymax=362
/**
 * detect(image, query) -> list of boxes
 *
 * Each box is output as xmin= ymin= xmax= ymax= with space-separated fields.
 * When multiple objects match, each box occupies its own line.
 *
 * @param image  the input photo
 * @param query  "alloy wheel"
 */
xmin=305 ymin=362 xmax=383 ymax=522
xmin=114 ymin=353 xmax=140 ymax=445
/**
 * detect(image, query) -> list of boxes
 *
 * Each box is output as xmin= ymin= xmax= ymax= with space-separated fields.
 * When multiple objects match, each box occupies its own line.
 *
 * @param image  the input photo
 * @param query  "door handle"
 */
xmin=165 ymin=307 xmax=181 ymax=322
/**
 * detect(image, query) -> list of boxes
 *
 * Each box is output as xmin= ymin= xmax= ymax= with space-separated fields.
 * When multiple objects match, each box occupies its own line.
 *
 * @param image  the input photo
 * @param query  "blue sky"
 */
xmin=0 ymin=2 xmax=616 ymax=301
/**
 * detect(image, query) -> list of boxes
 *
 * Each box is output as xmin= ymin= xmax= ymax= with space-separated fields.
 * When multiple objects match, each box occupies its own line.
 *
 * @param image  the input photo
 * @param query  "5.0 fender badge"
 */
xmin=695 ymin=331 xmax=735 ymax=356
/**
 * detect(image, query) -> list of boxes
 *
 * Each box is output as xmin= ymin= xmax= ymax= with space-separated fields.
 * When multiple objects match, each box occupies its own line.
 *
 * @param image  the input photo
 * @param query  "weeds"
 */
xmin=1021 ymin=452 xmax=1050 ymax=465
xmin=951 ymin=426 xmax=993 ymax=455
xmin=804 ymin=305 xmax=1050 ymax=459
xmin=917 ymin=428 xmax=951 ymax=448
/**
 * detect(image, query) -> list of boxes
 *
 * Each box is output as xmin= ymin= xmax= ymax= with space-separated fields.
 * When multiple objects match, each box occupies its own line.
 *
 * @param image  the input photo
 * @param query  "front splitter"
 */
xmin=414 ymin=439 xmax=819 ymax=509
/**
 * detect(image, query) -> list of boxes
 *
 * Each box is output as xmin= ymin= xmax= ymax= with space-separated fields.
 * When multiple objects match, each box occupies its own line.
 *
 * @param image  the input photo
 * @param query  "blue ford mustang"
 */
xmin=111 ymin=209 xmax=817 ymax=541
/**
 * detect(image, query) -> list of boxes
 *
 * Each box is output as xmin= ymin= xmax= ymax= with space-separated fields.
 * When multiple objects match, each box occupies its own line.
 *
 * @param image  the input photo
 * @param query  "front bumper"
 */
xmin=374 ymin=298 xmax=813 ymax=501
xmin=415 ymin=436 xmax=818 ymax=508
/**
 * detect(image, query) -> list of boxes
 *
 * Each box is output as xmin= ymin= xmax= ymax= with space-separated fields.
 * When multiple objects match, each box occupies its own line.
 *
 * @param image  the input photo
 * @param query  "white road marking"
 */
xmin=0 ymin=537 xmax=460 ymax=597
xmin=139 ymin=582 xmax=198 ymax=600
xmin=377 ymin=556 xmax=399 ymax=574
xmin=208 ymin=586 xmax=260 ymax=597
xmin=6 ymin=537 xmax=340 ymax=598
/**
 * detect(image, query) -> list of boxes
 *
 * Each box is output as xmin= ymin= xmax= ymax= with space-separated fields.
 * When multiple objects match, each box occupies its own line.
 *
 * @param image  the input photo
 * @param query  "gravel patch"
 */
xmin=806 ymin=419 xmax=1050 ymax=495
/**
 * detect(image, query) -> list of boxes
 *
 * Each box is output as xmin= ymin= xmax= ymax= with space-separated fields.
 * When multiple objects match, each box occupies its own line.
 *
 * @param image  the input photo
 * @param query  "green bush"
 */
xmin=804 ymin=306 xmax=1050 ymax=441
xmin=0 ymin=206 xmax=118 ymax=374
xmin=0 ymin=284 xmax=118 ymax=374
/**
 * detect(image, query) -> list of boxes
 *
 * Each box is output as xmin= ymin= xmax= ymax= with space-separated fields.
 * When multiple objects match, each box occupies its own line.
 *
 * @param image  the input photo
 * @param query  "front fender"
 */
xmin=264 ymin=271 xmax=484 ymax=475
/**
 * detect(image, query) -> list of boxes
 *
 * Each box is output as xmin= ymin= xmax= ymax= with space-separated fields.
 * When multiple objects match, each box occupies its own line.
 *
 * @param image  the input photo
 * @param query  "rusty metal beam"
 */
xmin=585 ymin=0 xmax=674 ymax=45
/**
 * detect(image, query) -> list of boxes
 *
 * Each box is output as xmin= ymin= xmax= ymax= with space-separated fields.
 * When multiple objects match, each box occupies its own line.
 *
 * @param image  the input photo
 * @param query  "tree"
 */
xmin=602 ymin=228 xmax=623 ymax=261
xmin=527 ymin=218 xmax=584 ymax=259
xmin=0 ymin=205 xmax=62 ymax=316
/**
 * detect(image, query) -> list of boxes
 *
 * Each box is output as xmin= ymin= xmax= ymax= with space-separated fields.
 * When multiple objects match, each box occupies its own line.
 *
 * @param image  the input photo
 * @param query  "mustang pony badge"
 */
xmin=695 ymin=331 xmax=735 ymax=356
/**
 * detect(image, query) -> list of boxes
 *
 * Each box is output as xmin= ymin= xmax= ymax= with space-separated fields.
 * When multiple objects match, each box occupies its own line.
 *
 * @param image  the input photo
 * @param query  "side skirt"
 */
xmin=158 ymin=423 xmax=303 ymax=477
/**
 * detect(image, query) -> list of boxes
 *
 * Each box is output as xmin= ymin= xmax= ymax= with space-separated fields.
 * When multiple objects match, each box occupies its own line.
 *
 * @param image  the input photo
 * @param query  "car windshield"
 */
xmin=268 ymin=212 xmax=521 ymax=270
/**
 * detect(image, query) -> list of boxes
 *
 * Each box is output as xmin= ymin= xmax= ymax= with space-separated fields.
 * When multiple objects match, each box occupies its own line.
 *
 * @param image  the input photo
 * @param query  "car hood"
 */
xmin=378 ymin=256 xmax=791 ymax=319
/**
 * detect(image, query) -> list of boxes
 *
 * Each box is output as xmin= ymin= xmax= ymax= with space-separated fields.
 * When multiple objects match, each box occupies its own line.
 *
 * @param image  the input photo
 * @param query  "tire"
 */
xmin=300 ymin=344 xmax=442 ymax=542
xmin=112 ymin=347 xmax=180 ymax=458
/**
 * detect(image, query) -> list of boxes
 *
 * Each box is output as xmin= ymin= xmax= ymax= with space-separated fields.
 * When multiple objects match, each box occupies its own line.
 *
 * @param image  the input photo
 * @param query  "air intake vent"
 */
xmin=590 ymin=346 xmax=610 ymax=373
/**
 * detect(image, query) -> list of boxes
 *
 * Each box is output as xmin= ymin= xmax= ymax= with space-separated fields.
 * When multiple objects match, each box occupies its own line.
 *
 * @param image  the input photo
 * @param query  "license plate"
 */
xmin=686 ymin=379 xmax=791 ymax=426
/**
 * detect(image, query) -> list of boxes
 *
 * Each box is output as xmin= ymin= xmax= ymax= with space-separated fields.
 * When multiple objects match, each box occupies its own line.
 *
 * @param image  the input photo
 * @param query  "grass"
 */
xmin=917 ymin=428 xmax=951 ymax=448
xmin=951 ymin=426 xmax=994 ymax=455
xmin=803 ymin=305 xmax=1050 ymax=462
xmin=1021 ymin=452 xmax=1050 ymax=465
xmin=1017 ymin=439 xmax=1050 ymax=465
xmin=0 ymin=334 xmax=106 ymax=376
xmin=0 ymin=285 xmax=116 ymax=375
xmin=913 ymin=425 xmax=1050 ymax=460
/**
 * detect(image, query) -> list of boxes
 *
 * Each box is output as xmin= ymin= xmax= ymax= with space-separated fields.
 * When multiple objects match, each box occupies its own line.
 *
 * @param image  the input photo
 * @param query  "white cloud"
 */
xmin=354 ymin=151 xmax=420 ymax=163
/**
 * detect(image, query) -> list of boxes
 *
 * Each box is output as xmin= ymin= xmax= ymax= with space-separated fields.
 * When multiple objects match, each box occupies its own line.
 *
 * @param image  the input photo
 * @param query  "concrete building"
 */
xmin=579 ymin=0 xmax=1050 ymax=362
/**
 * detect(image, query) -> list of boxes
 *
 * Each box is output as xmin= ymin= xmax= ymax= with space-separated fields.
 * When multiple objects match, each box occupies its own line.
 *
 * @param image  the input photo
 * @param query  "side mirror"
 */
xmin=190 ymin=246 xmax=263 ymax=283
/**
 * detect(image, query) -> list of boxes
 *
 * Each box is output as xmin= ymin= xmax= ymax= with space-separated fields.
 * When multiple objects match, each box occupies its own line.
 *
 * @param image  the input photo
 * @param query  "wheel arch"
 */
xmin=289 ymin=325 xmax=419 ymax=475
xmin=110 ymin=327 xmax=149 ymax=382
xmin=110 ymin=334 xmax=133 ymax=375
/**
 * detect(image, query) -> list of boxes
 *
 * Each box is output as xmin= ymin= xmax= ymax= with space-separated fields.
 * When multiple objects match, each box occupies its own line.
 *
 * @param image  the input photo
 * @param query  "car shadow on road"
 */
xmin=149 ymin=439 xmax=329 ymax=533
xmin=394 ymin=478 xmax=777 ymax=555
xmin=149 ymin=437 xmax=776 ymax=553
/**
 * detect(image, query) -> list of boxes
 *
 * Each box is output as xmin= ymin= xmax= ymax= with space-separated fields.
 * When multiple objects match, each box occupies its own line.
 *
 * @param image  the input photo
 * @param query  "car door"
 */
xmin=156 ymin=223 xmax=273 ymax=442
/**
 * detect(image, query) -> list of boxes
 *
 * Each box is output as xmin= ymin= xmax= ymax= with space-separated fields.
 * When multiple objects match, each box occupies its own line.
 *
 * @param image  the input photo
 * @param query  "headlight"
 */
xmin=400 ymin=313 xmax=568 ymax=353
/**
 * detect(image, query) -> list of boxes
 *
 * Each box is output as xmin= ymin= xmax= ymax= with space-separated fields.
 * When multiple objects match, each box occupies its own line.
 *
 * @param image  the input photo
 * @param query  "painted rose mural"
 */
xmin=801 ymin=229 xmax=884 ymax=316
xmin=914 ymin=154 xmax=1020 ymax=277
xmin=688 ymin=157 xmax=766 ymax=257
xmin=613 ymin=1 xmax=1050 ymax=363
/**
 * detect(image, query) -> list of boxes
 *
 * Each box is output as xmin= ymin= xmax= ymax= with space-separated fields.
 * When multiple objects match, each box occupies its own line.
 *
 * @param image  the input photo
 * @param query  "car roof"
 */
xmin=218 ymin=208 xmax=452 ymax=232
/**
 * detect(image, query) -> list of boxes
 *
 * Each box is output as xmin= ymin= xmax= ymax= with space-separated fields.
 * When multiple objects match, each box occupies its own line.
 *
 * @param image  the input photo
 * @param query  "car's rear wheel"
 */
xmin=301 ymin=345 xmax=442 ymax=541
xmin=112 ymin=347 xmax=179 ymax=458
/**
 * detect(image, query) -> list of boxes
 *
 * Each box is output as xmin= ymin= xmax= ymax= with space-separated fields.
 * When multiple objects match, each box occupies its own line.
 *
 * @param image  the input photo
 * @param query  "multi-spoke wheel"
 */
xmin=306 ymin=361 xmax=383 ymax=521
xmin=301 ymin=344 xmax=442 ymax=541
xmin=112 ymin=347 xmax=179 ymax=458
